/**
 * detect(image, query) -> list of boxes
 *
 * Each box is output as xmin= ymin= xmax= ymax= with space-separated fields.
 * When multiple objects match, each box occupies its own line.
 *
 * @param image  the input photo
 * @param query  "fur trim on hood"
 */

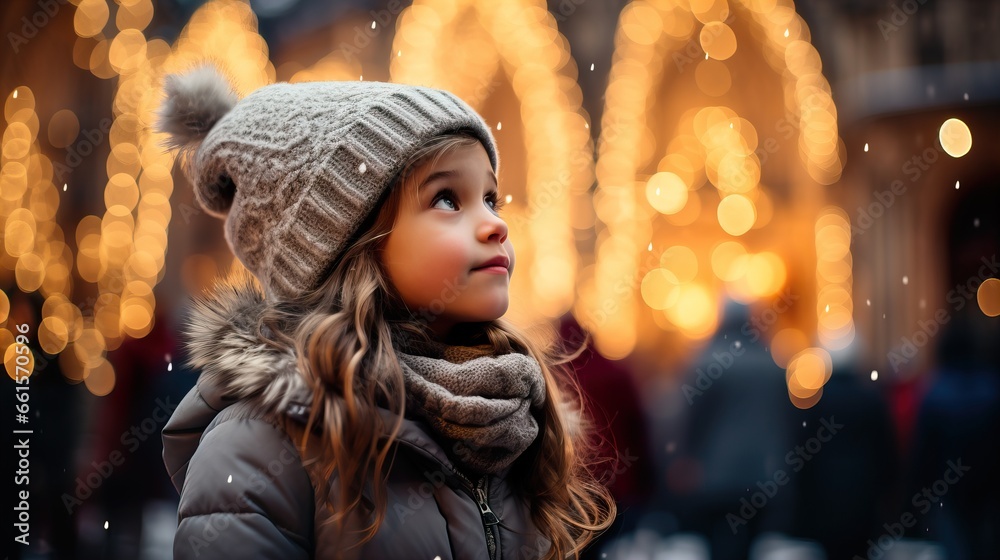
xmin=181 ymin=264 xmax=311 ymax=417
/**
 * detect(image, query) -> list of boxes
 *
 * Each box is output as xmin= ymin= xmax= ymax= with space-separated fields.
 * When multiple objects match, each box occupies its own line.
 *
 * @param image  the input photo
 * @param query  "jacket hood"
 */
xmin=161 ymin=265 xmax=484 ymax=493
xmin=179 ymin=265 xmax=308 ymax=415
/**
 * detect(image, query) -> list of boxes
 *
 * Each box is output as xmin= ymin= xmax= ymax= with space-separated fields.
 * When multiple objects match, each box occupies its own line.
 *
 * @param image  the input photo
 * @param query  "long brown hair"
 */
xmin=256 ymin=130 xmax=616 ymax=558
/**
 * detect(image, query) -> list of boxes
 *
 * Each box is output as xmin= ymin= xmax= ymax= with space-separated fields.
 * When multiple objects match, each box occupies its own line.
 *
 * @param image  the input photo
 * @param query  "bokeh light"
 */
xmin=700 ymin=21 xmax=737 ymax=60
xmin=938 ymin=117 xmax=972 ymax=158
xmin=978 ymin=278 xmax=1000 ymax=317
xmin=646 ymin=172 xmax=689 ymax=215
xmin=717 ymin=194 xmax=756 ymax=236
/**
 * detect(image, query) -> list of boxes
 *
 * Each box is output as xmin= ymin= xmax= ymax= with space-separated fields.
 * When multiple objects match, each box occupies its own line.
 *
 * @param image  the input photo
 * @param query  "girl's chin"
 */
xmin=461 ymin=303 xmax=510 ymax=323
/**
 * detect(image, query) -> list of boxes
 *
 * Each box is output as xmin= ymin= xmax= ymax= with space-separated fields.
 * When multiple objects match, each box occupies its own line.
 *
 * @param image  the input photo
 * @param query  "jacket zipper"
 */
xmin=392 ymin=440 xmax=502 ymax=559
xmin=453 ymin=469 xmax=501 ymax=560
xmin=475 ymin=476 xmax=500 ymax=560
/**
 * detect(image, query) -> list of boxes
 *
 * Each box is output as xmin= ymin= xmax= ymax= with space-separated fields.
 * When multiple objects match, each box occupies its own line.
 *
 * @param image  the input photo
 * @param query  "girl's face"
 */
xmin=381 ymin=141 xmax=514 ymax=340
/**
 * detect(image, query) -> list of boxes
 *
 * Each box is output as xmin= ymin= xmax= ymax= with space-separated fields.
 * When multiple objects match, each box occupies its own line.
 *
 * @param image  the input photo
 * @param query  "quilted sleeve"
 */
xmin=172 ymin=417 xmax=315 ymax=559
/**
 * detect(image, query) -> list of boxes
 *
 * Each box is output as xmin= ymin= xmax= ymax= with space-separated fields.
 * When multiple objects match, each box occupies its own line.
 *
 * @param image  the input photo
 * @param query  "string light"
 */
xmin=1 ymin=86 xmax=77 ymax=379
xmin=816 ymin=207 xmax=855 ymax=353
xmin=591 ymin=0 xmax=844 ymax=373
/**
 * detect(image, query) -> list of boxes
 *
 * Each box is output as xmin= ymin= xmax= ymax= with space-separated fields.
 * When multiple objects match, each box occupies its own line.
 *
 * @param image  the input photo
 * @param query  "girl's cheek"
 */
xmin=505 ymin=241 xmax=516 ymax=274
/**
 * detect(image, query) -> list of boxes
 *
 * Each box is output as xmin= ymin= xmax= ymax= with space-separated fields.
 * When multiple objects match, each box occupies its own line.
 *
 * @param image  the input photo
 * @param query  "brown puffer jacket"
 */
xmin=161 ymin=271 xmax=552 ymax=559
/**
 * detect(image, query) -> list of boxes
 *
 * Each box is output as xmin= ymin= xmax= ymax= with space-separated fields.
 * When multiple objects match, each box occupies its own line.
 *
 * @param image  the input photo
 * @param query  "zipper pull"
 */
xmin=475 ymin=477 xmax=499 ymax=526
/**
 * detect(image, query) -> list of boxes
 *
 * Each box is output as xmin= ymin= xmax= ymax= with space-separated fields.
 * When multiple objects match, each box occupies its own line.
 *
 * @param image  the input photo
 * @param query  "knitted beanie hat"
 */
xmin=155 ymin=65 xmax=499 ymax=301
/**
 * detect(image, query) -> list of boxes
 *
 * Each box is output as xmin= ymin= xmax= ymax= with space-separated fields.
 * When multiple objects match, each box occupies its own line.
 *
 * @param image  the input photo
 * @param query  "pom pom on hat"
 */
xmin=156 ymin=65 xmax=239 ymax=218
xmin=156 ymin=65 xmax=237 ymax=152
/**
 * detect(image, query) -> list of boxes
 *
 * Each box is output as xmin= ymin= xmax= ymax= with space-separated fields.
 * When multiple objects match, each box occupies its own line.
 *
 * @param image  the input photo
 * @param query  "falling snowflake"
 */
xmin=590 ymin=63 xmax=595 ymax=71
xmin=358 ymin=162 xmax=367 ymax=174
xmin=902 ymin=276 xmax=909 ymax=285
xmin=371 ymin=21 xmax=376 ymax=29
xmin=104 ymin=521 xmax=109 ymax=529
xmin=227 ymin=474 xmax=233 ymax=483
xmin=866 ymin=299 xmax=871 ymax=306
xmin=864 ymin=143 xmax=869 ymax=153
xmin=955 ymin=181 xmax=960 ymax=190
xmin=871 ymin=370 xmax=878 ymax=381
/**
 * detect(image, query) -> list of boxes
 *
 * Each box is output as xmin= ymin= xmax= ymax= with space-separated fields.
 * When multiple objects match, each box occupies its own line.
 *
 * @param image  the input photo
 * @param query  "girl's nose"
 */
xmin=480 ymin=208 xmax=508 ymax=244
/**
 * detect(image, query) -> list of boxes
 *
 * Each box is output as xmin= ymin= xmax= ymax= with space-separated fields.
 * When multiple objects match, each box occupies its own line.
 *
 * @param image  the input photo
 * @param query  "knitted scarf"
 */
xmin=395 ymin=337 xmax=546 ymax=476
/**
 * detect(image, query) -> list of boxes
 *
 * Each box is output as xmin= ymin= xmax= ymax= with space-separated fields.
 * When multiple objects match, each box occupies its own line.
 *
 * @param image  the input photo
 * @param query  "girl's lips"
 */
xmin=473 ymin=265 xmax=509 ymax=274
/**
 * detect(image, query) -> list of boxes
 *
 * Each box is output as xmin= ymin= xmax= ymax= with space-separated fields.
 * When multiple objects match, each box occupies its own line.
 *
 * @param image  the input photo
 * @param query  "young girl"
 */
xmin=157 ymin=65 xmax=616 ymax=559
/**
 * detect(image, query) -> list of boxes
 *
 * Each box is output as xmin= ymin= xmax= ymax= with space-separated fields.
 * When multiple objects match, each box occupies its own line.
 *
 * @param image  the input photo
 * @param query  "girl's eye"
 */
xmin=432 ymin=188 xmax=507 ymax=215
xmin=431 ymin=189 xmax=458 ymax=210
xmin=487 ymin=191 xmax=506 ymax=214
